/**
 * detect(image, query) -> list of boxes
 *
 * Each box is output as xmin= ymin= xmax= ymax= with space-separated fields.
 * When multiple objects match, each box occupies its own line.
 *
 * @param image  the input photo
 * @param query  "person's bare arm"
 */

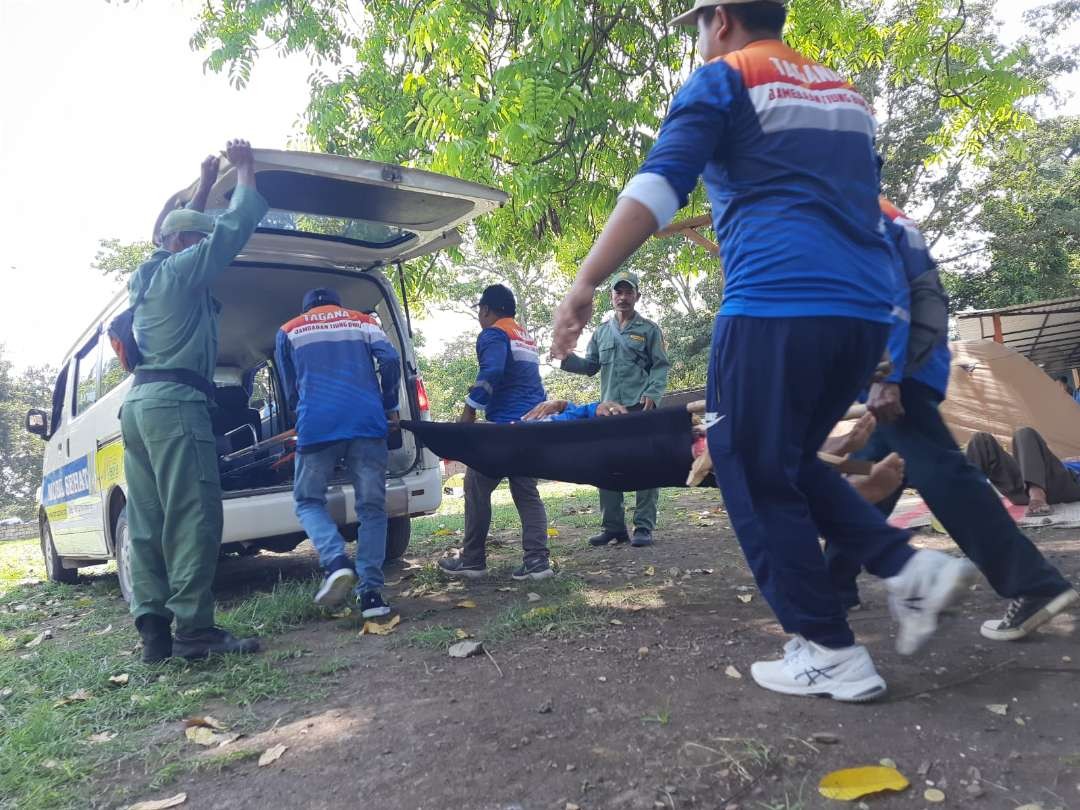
xmin=226 ymin=139 xmax=257 ymax=188
xmin=522 ymin=400 xmax=570 ymax=421
xmin=187 ymin=155 xmax=221 ymax=213
xmin=550 ymin=198 xmax=658 ymax=359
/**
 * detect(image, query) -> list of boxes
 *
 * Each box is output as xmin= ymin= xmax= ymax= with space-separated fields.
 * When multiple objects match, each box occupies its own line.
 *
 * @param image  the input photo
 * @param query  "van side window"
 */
xmin=250 ymin=363 xmax=281 ymax=436
xmin=73 ymin=334 xmax=101 ymax=417
xmin=50 ymin=364 xmax=70 ymax=436
xmin=100 ymin=330 xmax=130 ymax=397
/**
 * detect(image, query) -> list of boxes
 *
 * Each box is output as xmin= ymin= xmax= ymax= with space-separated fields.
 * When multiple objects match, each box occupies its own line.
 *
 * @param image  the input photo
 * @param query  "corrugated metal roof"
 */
xmin=955 ymin=296 xmax=1080 ymax=375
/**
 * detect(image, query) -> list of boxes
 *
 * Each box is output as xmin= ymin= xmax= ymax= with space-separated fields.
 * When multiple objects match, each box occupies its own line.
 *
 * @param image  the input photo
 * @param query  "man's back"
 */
xmin=638 ymin=40 xmax=892 ymax=323
xmin=277 ymin=305 xmax=401 ymax=446
xmin=474 ymin=318 xmax=546 ymax=423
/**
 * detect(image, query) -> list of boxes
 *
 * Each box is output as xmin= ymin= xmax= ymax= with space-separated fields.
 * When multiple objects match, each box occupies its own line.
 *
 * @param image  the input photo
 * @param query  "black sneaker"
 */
xmin=588 ymin=530 xmax=630 ymax=547
xmin=314 ymin=559 xmax=358 ymax=608
xmin=359 ymin=590 xmax=391 ymax=619
xmin=980 ymin=588 xmax=1079 ymax=641
xmin=438 ymin=558 xmax=487 ymax=579
xmin=631 ymin=528 xmax=654 ymax=547
xmin=512 ymin=559 xmax=555 ymax=581
xmin=135 ymin=614 xmax=172 ymax=664
xmin=173 ymin=627 xmax=261 ymax=660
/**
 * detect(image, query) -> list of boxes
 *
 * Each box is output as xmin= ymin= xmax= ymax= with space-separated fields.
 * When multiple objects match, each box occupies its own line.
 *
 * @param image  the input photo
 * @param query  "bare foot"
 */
xmin=823 ymin=412 xmax=878 ymax=457
xmin=1025 ymin=485 xmax=1052 ymax=517
xmin=850 ymin=452 xmax=904 ymax=504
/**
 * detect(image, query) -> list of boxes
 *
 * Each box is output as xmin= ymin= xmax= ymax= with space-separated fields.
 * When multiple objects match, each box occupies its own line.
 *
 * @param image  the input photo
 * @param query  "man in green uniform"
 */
xmin=561 ymin=271 xmax=670 ymax=547
xmin=122 ymin=139 xmax=268 ymax=662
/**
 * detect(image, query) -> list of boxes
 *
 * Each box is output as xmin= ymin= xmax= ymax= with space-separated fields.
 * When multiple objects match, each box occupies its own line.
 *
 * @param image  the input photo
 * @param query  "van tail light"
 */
xmin=415 ymin=376 xmax=430 ymax=413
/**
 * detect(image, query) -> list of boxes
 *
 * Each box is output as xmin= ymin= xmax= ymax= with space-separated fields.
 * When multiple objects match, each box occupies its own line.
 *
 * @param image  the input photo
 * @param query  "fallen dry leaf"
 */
xmin=454 ymin=629 xmax=473 ymax=640
xmin=644 ymin=566 xmax=655 ymax=577
xmin=986 ymin=704 xmax=1009 ymax=716
xmin=432 ymin=528 xmax=454 ymax=537
xmin=185 ymin=726 xmax=226 ymax=747
xmin=818 ymin=765 xmax=910 ymax=801
xmin=455 ymin=599 xmax=477 ymax=609
xmin=546 ymin=527 xmax=560 ymax=538
xmin=527 ymin=592 xmax=541 ymax=603
xmin=329 ymin=607 xmax=352 ymax=619
xmin=609 ymin=619 xmax=624 ymax=626
xmin=359 ymin=614 xmax=401 ymax=636
xmin=126 ymin=793 xmax=187 ymax=810
xmin=924 ymin=788 xmax=946 ymax=803
xmin=42 ymin=759 xmax=59 ymax=769
xmin=216 ymin=733 xmax=241 ymax=747
xmin=54 ymin=689 xmax=92 ymax=707
xmin=737 ymin=594 xmax=753 ymax=604
xmin=91 ymin=624 xmax=113 ymax=636
xmin=448 ymin=640 xmax=484 ymax=658
xmin=108 ymin=673 xmax=130 ymax=687
xmin=25 ymin=630 xmax=52 ymax=648
xmin=496 ymin=586 xmax=515 ymax=592
xmin=184 ymin=715 xmax=227 ymax=731
xmin=0 ymin=687 xmax=13 ymax=700
xmin=724 ymin=665 xmax=742 ymax=679
xmin=87 ymin=731 xmax=117 ymax=744
xmin=638 ymin=647 xmax=649 ymax=658
xmin=258 ymin=743 xmax=288 ymax=767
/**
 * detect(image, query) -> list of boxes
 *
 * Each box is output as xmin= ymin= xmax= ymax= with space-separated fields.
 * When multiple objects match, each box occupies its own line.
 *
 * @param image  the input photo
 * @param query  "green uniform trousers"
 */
xmin=599 ymin=487 xmax=659 ymax=534
xmin=120 ymin=398 xmax=222 ymax=632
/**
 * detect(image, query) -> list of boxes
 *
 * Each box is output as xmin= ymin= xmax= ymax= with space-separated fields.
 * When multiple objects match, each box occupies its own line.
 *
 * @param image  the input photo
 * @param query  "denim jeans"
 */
xmin=293 ymin=438 xmax=388 ymax=593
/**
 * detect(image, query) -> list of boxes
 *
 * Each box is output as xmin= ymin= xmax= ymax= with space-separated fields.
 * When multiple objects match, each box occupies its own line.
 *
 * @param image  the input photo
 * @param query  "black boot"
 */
xmin=173 ymin=627 xmax=261 ymax=660
xmin=135 ymin=614 xmax=173 ymax=664
xmin=588 ymin=530 xmax=630 ymax=547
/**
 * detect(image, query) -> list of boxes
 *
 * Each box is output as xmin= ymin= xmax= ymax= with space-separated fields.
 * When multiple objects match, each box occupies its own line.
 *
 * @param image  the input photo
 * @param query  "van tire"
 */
xmin=114 ymin=508 xmax=134 ymax=604
xmin=386 ymin=517 xmax=411 ymax=561
xmin=41 ymin=521 xmax=77 ymax=584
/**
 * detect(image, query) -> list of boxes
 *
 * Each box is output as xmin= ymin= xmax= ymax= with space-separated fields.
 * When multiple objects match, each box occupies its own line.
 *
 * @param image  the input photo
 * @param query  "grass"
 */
xmin=151 ymin=747 xmax=262 ymax=790
xmin=400 ymin=624 xmax=460 ymax=650
xmin=484 ymin=575 xmax=608 ymax=642
xmin=0 ymin=542 xmax=337 ymax=810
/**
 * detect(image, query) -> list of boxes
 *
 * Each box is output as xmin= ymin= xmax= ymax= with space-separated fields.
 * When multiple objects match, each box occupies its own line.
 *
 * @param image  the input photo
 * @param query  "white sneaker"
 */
xmin=886 ymin=550 xmax=976 ymax=655
xmin=314 ymin=567 xmax=358 ymax=607
xmin=750 ymin=638 xmax=887 ymax=703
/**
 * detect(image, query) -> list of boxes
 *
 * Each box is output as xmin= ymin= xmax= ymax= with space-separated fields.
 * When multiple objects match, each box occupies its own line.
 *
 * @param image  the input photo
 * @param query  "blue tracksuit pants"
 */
xmin=706 ymin=315 xmax=915 ymax=648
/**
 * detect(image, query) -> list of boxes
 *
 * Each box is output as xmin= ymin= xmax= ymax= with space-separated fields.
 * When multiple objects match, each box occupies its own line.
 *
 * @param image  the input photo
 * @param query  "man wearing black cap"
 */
xmin=439 ymin=284 xmax=553 ymax=580
xmin=276 ymin=288 xmax=402 ymax=617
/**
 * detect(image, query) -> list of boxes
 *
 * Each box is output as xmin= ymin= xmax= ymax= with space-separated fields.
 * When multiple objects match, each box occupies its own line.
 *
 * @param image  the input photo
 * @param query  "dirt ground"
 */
xmin=128 ymin=487 xmax=1080 ymax=810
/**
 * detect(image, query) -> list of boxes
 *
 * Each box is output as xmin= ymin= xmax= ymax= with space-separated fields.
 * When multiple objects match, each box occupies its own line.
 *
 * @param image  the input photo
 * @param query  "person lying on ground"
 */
xmin=966 ymin=427 xmax=1080 ymax=518
xmin=824 ymin=197 xmax=1078 ymax=642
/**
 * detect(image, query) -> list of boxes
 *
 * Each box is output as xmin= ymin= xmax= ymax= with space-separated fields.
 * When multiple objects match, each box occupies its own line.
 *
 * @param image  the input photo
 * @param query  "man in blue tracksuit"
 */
xmin=276 ymin=288 xmax=401 ymax=618
xmin=550 ymin=0 xmax=975 ymax=702
xmin=827 ymin=201 xmax=1078 ymax=641
xmin=439 ymin=284 xmax=553 ymax=581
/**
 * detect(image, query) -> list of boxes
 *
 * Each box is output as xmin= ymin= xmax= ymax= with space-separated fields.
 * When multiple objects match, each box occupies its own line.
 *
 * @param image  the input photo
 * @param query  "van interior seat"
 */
xmin=212 ymin=386 xmax=262 ymax=455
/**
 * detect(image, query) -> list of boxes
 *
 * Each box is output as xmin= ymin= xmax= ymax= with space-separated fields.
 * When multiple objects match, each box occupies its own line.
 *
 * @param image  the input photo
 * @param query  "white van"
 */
xmin=25 ymin=150 xmax=506 ymax=601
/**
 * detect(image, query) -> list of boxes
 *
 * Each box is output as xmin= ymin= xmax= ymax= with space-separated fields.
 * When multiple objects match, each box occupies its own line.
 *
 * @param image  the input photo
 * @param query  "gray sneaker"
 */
xmin=980 ymin=588 xmax=1079 ymax=641
xmin=512 ymin=560 xmax=555 ymax=581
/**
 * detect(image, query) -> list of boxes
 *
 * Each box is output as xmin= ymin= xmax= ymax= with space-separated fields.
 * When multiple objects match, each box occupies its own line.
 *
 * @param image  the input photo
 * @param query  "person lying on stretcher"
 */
xmin=522 ymin=398 xmax=904 ymax=504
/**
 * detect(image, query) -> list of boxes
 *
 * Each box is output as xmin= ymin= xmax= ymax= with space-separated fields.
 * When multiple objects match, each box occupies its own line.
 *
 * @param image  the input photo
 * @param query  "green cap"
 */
xmin=610 ymin=271 xmax=640 ymax=292
xmin=160 ymin=208 xmax=216 ymax=238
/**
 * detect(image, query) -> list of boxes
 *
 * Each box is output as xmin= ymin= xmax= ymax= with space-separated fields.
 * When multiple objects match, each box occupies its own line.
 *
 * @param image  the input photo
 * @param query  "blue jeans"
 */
xmin=293 ymin=438 xmax=388 ymax=593
xmin=706 ymin=315 xmax=914 ymax=649
xmin=825 ymin=379 xmax=1071 ymax=608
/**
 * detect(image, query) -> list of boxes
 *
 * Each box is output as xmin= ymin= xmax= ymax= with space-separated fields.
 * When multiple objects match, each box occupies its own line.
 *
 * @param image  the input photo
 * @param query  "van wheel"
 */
xmin=114 ymin=508 xmax=134 ymax=604
xmin=386 ymin=517 xmax=411 ymax=561
xmin=41 ymin=522 xmax=77 ymax=584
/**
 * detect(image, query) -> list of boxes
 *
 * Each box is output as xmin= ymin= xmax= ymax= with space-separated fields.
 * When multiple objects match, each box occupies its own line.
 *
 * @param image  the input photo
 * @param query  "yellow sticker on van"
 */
xmin=96 ymin=443 xmax=125 ymax=491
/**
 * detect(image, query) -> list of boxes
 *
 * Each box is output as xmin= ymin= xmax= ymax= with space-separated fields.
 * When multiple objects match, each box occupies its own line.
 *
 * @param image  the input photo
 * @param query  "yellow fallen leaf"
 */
xmin=359 ymin=614 xmax=401 ymax=636
xmin=184 ymin=715 xmax=227 ymax=731
xmin=108 ymin=673 xmax=129 ymax=687
xmin=455 ymin=599 xmax=477 ymax=609
xmin=924 ymin=788 xmax=946 ymax=803
xmin=724 ymin=665 xmax=742 ymax=679
xmin=433 ymin=528 xmax=454 ymax=537
xmin=547 ymin=527 xmax=560 ymax=537
xmin=185 ymin=726 xmax=225 ymax=747
xmin=87 ymin=731 xmax=116 ymax=744
xmin=54 ymin=689 xmax=92 ymax=707
xmin=126 ymin=793 xmax=187 ymax=810
xmin=818 ymin=766 xmax=910 ymax=801
xmin=737 ymin=594 xmax=753 ymax=604
xmin=25 ymin=630 xmax=52 ymax=648
xmin=644 ymin=566 xmax=655 ymax=577
xmin=258 ymin=743 xmax=287 ymax=767
xmin=329 ymin=607 xmax=352 ymax=619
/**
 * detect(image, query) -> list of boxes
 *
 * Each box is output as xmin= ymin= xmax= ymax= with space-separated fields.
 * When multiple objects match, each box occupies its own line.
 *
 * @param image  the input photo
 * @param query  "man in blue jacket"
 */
xmin=439 ymin=284 xmax=553 ymax=581
xmin=276 ymin=288 xmax=401 ymax=618
xmin=827 ymin=201 xmax=1078 ymax=640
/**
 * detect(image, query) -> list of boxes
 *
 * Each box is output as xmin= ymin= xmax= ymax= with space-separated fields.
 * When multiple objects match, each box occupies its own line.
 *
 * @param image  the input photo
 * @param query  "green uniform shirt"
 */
xmin=562 ymin=313 xmax=670 ymax=406
xmin=124 ymin=185 xmax=269 ymax=404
